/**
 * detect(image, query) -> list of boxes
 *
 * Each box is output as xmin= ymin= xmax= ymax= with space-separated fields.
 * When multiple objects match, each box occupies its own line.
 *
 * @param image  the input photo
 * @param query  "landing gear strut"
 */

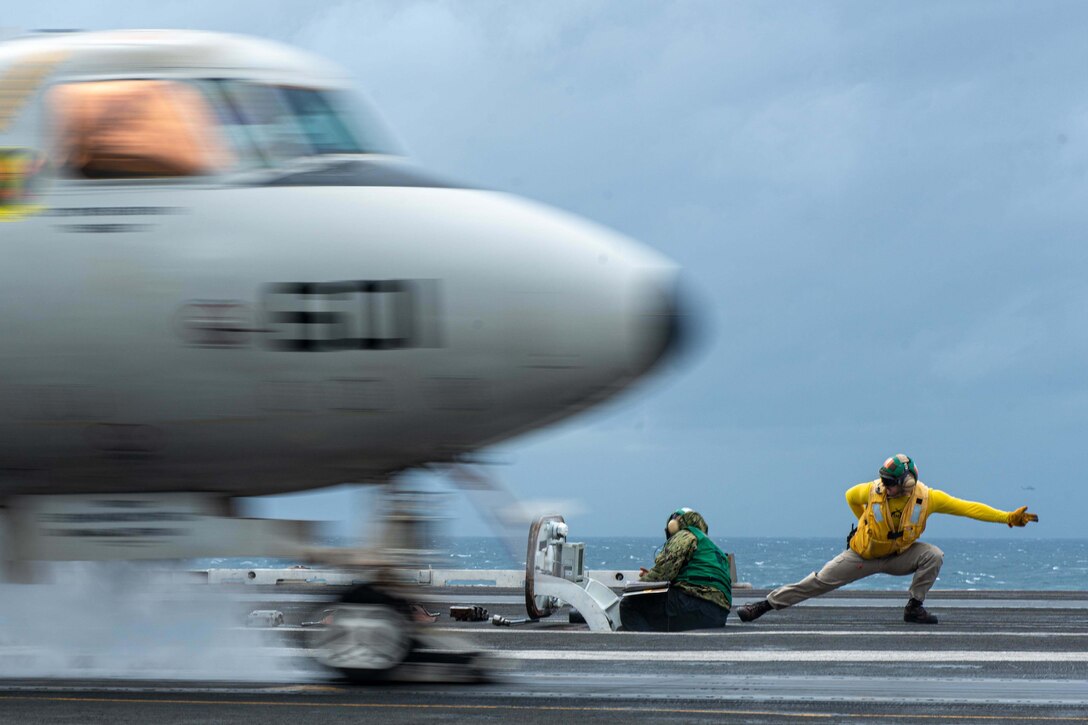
xmin=306 ymin=484 xmax=492 ymax=683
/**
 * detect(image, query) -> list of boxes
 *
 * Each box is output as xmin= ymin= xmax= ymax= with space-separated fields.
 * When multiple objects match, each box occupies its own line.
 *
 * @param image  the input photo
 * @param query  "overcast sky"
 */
xmin=7 ymin=2 xmax=1085 ymax=540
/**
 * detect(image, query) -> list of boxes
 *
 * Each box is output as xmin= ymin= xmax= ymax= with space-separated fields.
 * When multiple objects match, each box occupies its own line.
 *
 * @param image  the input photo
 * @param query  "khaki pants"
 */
xmin=766 ymin=541 xmax=944 ymax=609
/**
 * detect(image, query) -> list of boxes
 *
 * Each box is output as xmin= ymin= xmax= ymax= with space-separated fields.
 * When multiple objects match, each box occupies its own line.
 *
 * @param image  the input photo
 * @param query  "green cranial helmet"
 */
xmin=665 ymin=507 xmax=694 ymax=539
xmin=879 ymin=454 xmax=918 ymax=488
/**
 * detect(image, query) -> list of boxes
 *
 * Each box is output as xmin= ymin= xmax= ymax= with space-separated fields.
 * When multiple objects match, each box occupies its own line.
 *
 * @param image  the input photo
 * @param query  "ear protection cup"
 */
xmin=665 ymin=507 xmax=694 ymax=539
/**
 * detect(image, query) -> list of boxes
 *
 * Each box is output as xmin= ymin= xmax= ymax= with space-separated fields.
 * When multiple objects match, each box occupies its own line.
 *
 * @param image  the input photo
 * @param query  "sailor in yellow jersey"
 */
xmin=737 ymin=454 xmax=1039 ymax=624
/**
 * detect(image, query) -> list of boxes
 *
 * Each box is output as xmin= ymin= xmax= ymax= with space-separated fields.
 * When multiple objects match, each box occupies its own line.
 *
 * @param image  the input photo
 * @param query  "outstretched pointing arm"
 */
xmin=929 ymin=489 xmax=1038 ymax=527
xmin=1006 ymin=506 xmax=1039 ymax=527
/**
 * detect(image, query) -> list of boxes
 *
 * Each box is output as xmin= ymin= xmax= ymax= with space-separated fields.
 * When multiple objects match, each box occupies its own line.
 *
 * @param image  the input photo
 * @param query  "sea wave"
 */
xmin=191 ymin=536 xmax=1088 ymax=591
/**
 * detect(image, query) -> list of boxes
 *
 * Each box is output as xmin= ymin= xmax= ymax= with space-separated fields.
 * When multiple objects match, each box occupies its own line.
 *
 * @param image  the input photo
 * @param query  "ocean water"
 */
xmin=430 ymin=537 xmax=1087 ymax=591
xmin=198 ymin=537 xmax=1088 ymax=591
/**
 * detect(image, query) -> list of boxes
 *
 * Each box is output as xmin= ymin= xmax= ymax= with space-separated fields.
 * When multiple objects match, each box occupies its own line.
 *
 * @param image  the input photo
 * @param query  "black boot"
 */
xmin=904 ymin=598 xmax=938 ymax=624
xmin=737 ymin=599 xmax=773 ymax=622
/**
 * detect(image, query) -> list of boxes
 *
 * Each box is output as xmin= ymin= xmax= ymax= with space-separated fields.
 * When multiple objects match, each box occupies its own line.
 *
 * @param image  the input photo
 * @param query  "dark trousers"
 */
xmin=619 ymin=588 xmax=729 ymax=632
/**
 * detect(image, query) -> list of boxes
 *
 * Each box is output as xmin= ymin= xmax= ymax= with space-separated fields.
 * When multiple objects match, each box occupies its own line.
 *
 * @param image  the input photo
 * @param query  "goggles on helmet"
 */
xmin=880 ymin=473 xmax=915 ymax=491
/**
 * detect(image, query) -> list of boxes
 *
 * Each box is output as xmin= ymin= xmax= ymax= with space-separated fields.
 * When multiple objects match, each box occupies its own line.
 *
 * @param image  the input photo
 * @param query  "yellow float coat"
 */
xmin=846 ymin=481 xmax=1011 ymax=559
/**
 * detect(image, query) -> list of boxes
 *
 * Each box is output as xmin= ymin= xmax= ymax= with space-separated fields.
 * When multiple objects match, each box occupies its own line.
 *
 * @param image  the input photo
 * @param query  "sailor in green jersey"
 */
xmin=619 ymin=507 xmax=732 ymax=631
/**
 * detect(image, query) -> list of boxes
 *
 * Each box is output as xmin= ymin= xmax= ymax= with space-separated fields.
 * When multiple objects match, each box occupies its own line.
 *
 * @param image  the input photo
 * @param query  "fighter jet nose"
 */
xmin=657 ymin=282 xmax=687 ymax=361
xmin=629 ymin=271 xmax=703 ymax=377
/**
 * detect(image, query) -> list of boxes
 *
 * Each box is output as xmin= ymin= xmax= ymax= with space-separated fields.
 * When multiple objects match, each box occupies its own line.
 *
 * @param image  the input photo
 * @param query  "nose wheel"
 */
xmin=307 ymin=583 xmax=493 ymax=683
xmin=309 ymin=604 xmax=412 ymax=678
xmin=307 ymin=584 xmax=415 ymax=682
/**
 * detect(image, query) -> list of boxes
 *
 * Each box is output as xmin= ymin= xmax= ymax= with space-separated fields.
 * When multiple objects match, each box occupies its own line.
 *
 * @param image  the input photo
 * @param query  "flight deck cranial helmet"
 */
xmin=665 ymin=507 xmax=693 ymax=539
xmin=879 ymin=454 xmax=918 ymax=495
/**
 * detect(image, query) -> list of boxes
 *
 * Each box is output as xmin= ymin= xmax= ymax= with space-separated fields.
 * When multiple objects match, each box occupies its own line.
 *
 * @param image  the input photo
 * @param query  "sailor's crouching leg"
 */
xmin=767 ymin=571 xmax=833 ymax=609
xmin=768 ymin=549 xmax=872 ymax=609
xmin=740 ymin=559 xmax=851 ymax=622
xmin=905 ymin=542 xmax=944 ymax=602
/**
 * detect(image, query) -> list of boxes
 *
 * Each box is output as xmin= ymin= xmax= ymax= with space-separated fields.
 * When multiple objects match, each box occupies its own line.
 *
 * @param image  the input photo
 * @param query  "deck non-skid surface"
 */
xmin=1 ymin=587 xmax=1086 ymax=723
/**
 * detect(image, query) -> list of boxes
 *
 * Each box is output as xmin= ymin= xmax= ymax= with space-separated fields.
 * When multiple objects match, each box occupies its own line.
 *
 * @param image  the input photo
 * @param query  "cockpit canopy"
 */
xmin=50 ymin=78 xmax=393 ymax=179
xmin=0 ymin=30 xmax=398 ymax=180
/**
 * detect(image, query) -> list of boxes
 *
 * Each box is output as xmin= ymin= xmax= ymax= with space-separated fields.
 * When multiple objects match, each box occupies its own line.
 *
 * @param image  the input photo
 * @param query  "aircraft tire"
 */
xmin=308 ymin=584 xmax=415 ymax=683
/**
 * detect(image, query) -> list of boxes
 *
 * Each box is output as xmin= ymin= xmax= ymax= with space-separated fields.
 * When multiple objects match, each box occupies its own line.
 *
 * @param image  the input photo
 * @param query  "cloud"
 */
xmin=3 ymin=2 xmax=1086 ymax=536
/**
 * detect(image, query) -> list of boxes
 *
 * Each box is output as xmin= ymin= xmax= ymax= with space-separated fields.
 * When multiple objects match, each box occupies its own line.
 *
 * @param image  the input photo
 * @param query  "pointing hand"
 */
xmin=1007 ymin=506 xmax=1038 ymax=527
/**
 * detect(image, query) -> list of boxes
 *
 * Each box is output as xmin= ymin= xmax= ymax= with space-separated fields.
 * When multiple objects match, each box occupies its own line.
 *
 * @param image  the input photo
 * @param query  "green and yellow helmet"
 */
xmin=879 ymin=453 xmax=918 ymax=488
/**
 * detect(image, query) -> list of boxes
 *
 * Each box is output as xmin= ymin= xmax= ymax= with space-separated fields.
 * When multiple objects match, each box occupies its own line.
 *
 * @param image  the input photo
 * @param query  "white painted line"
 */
xmin=491 ymin=649 xmax=1088 ymax=662
xmin=433 ymin=627 xmax=1088 ymax=637
xmin=732 ymin=598 xmax=1088 ymax=609
xmin=719 ymin=629 xmax=1088 ymax=637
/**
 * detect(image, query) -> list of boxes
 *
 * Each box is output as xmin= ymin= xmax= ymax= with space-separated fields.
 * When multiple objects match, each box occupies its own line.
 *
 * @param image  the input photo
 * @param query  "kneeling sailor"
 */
xmin=620 ymin=507 xmax=731 ymax=631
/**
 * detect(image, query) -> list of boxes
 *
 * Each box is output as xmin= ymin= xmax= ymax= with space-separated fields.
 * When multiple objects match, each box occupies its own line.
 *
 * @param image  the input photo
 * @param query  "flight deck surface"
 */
xmin=1 ymin=585 xmax=1086 ymax=723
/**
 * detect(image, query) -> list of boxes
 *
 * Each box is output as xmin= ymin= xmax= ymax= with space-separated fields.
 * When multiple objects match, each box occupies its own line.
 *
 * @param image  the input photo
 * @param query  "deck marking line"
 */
xmin=441 ymin=628 xmax=1088 ymax=638
xmin=493 ymin=649 xmax=1088 ymax=663
xmin=1 ymin=695 xmax=1086 ymax=720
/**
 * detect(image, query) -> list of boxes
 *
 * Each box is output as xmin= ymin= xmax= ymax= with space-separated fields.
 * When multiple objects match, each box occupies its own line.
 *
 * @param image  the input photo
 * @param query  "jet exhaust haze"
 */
xmin=0 ymin=563 xmax=316 ymax=681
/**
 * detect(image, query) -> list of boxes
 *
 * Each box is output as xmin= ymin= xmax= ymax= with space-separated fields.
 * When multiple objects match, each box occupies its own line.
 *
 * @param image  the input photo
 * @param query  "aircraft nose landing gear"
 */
xmin=307 ymin=585 xmax=413 ymax=681
xmin=308 ymin=583 xmax=494 ymax=684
